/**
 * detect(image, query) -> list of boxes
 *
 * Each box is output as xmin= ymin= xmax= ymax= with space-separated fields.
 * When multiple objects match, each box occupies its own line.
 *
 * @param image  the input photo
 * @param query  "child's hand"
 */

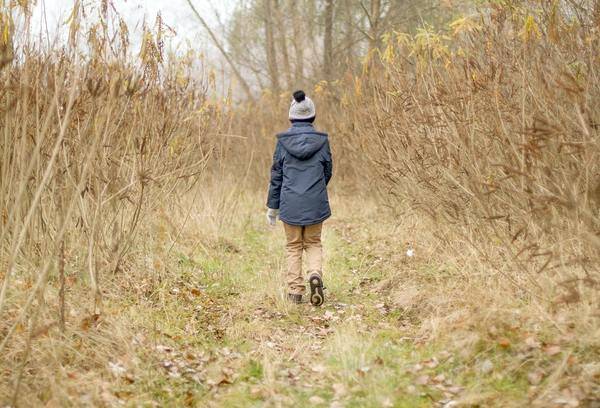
xmin=266 ymin=208 xmax=279 ymax=226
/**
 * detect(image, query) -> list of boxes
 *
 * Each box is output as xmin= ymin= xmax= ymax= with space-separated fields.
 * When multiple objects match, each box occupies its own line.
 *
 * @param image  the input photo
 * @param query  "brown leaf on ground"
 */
xmin=498 ymin=338 xmax=511 ymax=348
xmin=32 ymin=321 xmax=58 ymax=338
xmin=543 ymin=344 xmax=562 ymax=356
xmin=423 ymin=358 xmax=439 ymax=369
xmin=415 ymin=375 xmax=430 ymax=385
xmin=332 ymin=383 xmax=347 ymax=398
xmin=527 ymin=370 xmax=544 ymax=385
xmin=312 ymin=364 xmax=327 ymax=374
xmin=308 ymin=395 xmax=325 ymax=404
xmin=524 ymin=336 xmax=541 ymax=349
xmin=433 ymin=373 xmax=446 ymax=383
xmin=80 ymin=313 xmax=101 ymax=331
xmin=356 ymin=366 xmax=371 ymax=377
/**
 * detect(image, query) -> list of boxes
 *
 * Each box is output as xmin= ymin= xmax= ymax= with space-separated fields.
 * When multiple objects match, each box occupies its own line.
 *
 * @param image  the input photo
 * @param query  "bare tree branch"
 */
xmin=185 ymin=0 xmax=254 ymax=100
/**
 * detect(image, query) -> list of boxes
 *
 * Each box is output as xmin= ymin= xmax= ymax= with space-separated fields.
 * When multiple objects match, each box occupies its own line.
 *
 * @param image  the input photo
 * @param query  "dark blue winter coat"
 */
xmin=267 ymin=122 xmax=332 ymax=226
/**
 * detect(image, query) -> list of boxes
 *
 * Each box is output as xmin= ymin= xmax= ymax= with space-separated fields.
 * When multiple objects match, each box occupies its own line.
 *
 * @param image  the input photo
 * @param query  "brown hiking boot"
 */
xmin=287 ymin=293 xmax=303 ymax=304
xmin=308 ymin=273 xmax=324 ymax=306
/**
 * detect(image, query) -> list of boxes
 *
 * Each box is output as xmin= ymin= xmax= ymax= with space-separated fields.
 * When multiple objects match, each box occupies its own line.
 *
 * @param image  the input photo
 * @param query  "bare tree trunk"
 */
xmin=185 ymin=0 xmax=254 ymax=101
xmin=264 ymin=0 xmax=281 ymax=94
xmin=323 ymin=0 xmax=335 ymax=81
xmin=290 ymin=0 xmax=304 ymax=88
xmin=369 ymin=0 xmax=382 ymax=52
xmin=359 ymin=0 xmax=383 ymax=52
xmin=274 ymin=0 xmax=292 ymax=89
xmin=343 ymin=0 xmax=355 ymax=69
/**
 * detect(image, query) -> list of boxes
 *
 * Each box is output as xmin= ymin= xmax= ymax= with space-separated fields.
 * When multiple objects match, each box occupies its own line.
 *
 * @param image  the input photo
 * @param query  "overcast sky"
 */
xmin=30 ymin=0 xmax=235 ymax=54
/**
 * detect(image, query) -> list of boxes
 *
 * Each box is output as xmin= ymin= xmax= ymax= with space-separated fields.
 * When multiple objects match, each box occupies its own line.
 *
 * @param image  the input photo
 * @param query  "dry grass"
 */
xmin=339 ymin=3 xmax=600 ymax=299
xmin=0 ymin=3 xmax=226 ymax=404
xmin=1 ymin=1 xmax=600 ymax=406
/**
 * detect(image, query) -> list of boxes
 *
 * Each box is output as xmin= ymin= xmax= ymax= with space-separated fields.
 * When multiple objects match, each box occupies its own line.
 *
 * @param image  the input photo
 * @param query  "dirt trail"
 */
xmin=105 ymin=214 xmax=459 ymax=406
xmin=76 ymin=199 xmax=595 ymax=407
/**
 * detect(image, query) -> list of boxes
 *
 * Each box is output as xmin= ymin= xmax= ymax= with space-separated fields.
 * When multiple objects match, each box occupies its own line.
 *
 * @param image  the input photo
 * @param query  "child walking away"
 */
xmin=266 ymin=90 xmax=333 ymax=306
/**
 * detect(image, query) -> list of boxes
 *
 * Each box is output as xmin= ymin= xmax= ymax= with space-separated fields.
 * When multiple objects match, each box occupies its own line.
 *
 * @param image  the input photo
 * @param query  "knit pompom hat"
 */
xmin=288 ymin=90 xmax=315 ymax=120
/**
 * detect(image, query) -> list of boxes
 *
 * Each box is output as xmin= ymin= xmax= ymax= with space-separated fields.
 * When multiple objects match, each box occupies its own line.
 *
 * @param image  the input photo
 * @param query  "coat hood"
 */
xmin=278 ymin=124 xmax=328 ymax=160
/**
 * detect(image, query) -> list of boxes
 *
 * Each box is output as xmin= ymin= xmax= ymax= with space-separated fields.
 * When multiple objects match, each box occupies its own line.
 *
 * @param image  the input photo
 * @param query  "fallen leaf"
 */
xmin=108 ymin=361 xmax=126 ymax=377
xmin=308 ymin=395 xmax=325 ymax=404
xmin=543 ymin=345 xmax=562 ymax=356
xmin=552 ymin=397 xmax=579 ymax=407
xmin=433 ymin=374 xmax=446 ymax=383
xmin=527 ymin=370 xmax=544 ymax=385
xmin=381 ymin=397 xmax=394 ymax=407
xmin=447 ymin=385 xmax=462 ymax=394
xmin=423 ymin=358 xmax=439 ymax=369
xmin=250 ymin=386 xmax=265 ymax=398
xmin=332 ymin=383 xmax=347 ymax=397
xmin=479 ymin=359 xmax=493 ymax=374
xmin=415 ymin=375 xmax=430 ymax=385
xmin=168 ymin=371 xmax=182 ymax=379
xmin=114 ymin=390 xmax=133 ymax=399
xmin=357 ymin=366 xmax=371 ymax=377
xmin=498 ymin=338 xmax=511 ymax=348
xmin=207 ymin=374 xmax=233 ymax=387
xmin=312 ymin=364 xmax=327 ymax=374
xmin=80 ymin=313 xmax=101 ymax=331
xmin=524 ymin=336 xmax=541 ymax=349
xmin=32 ymin=321 xmax=58 ymax=339
xmin=156 ymin=344 xmax=173 ymax=353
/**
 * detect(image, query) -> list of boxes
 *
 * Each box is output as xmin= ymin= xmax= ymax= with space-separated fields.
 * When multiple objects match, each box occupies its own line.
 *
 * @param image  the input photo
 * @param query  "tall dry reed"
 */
xmin=0 ymin=2 xmax=224 ymax=403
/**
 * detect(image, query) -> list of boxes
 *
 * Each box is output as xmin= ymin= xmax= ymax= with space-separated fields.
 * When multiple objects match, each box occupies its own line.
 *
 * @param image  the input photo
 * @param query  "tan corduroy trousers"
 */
xmin=283 ymin=222 xmax=323 ymax=295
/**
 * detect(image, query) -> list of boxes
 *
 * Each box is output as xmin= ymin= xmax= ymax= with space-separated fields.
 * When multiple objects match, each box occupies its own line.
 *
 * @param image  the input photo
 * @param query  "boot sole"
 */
xmin=309 ymin=275 xmax=324 ymax=307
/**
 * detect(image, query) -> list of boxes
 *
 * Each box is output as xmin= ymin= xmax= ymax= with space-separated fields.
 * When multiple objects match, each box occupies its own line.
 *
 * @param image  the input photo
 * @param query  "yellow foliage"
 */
xmin=314 ymin=80 xmax=328 ymax=96
xmin=449 ymin=15 xmax=481 ymax=36
xmin=381 ymin=41 xmax=395 ymax=64
xmin=340 ymin=92 xmax=350 ymax=107
xmin=354 ymin=78 xmax=362 ymax=98
xmin=395 ymin=32 xmax=412 ymax=48
xmin=1 ymin=18 xmax=9 ymax=46
xmin=520 ymin=15 xmax=541 ymax=43
xmin=411 ymin=25 xmax=451 ymax=66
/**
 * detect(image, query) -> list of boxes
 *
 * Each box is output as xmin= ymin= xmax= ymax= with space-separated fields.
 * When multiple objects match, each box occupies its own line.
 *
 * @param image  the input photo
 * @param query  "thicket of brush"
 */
xmin=348 ymin=3 xmax=600 ymax=303
xmin=236 ymin=2 xmax=600 ymax=305
xmin=0 ymin=4 xmax=225 ymax=402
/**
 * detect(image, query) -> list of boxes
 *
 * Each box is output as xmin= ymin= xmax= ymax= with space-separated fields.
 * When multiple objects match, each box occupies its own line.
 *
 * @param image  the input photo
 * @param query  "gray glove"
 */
xmin=266 ymin=208 xmax=279 ymax=226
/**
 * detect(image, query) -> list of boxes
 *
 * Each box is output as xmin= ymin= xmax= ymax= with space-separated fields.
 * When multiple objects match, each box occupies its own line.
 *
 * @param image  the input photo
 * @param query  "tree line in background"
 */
xmin=188 ymin=0 xmax=468 ymax=98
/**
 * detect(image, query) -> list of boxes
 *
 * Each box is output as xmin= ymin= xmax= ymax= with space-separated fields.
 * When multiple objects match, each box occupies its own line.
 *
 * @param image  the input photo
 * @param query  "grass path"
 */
xmin=92 ymin=197 xmax=555 ymax=408
xmin=2 ymin=201 xmax=595 ymax=406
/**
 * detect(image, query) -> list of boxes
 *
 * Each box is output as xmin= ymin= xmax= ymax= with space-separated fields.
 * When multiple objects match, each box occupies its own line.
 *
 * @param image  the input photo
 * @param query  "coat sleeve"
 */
xmin=267 ymin=141 xmax=283 ymax=209
xmin=323 ymin=139 xmax=333 ymax=185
